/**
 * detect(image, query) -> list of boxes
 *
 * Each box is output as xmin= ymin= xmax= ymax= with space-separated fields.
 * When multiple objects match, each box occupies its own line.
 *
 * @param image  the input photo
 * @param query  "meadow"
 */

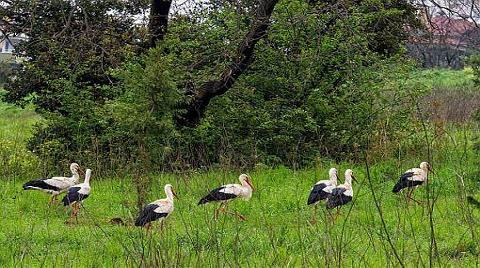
xmin=1 ymin=69 xmax=480 ymax=267
xmin=2 ymin=160 xmax=480 ymax=267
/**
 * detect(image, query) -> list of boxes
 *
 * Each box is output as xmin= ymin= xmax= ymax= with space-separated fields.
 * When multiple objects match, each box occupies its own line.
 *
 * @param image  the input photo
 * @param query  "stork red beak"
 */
xmin=351 ymin=175 xmax=358 ymax=182
xmin=246 ymin=178 xmax=255 ymax=191
xmin=172 ymin=189 xmax=179 ymax=199
xmin=428 ymin=166 xmax=434 ymax=174
xmin=78 ymin=168 xmax=85 ymax=176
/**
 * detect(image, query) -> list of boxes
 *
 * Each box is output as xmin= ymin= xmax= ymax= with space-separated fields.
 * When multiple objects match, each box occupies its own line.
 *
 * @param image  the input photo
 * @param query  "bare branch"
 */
xmin=149 ymin=0 xmax=172 ymax=47
xmin=175 ymin=0 xmax=280 ymax=127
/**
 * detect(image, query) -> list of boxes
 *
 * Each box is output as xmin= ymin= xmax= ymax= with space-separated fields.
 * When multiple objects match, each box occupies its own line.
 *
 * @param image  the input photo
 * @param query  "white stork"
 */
xmin=135 ymin=184 xmax=177 ymax=230
xmin=23 ymin=163 xmax=84 ymax=204
xmin=307 ymin=168 xmax=338 ymax=223
xmin=326 ymin=169 xmax=357 ymax=213
xmin=198 ymin=174 xmax=255 ymax=221
xmin=392 ymin=161 xmax=433 ymax=204
xmin=62 ymin=168 xmax=92 ymax=222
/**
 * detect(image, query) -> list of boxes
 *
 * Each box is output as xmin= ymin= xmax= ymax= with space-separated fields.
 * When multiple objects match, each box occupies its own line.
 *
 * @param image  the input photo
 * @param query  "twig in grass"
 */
xmin=415 ymin=101 xmax=439 ymax=266
xmin=364 ymin=150 xmax=405 ymax=267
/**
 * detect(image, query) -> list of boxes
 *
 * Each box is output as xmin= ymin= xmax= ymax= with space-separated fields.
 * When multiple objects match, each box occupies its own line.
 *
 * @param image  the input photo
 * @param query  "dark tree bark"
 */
xmin=176 ymin=0 xmax=280 ymax=127
xmin=148 ymin=0 xmax=172 ymax=47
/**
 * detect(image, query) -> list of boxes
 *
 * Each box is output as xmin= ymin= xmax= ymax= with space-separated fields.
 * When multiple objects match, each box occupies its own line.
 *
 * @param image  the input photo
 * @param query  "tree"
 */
xmin=1 ymin=0 xmax=150 ymax=172
xmin=1 ymin=0 xmax=420 ymax=171
xmin=175 ymin=0 xmax=280 ymax=127
xmin=148 ymin=0 xmax=172 ymax=47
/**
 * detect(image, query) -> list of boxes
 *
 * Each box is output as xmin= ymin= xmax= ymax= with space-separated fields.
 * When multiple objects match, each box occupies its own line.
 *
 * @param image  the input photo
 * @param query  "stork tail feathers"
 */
xmin=135 ymin=217 xmax=148 ymax=227
xmin=307 ymin=194 xmax=320 ymax=205
xmin=23 ymin=180 xmax=43 ymax=190
xmin=62 ymin=195 xmax=71 ymax=206
xmin=198 ymin=197 xmax=210 ymax=205
xmin=392 ymin=182 xmax=403 ymax=193
xmin=467 ymin=196 xmax=480 ymax=209
xmin=197 ymin=187 xmax=237 ymax=205
xmin=22 ymin=179 xmax=59 ymax=191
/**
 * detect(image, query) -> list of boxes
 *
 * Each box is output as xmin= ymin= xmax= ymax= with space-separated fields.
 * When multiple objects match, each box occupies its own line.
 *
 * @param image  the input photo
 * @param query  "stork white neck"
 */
xmin=84 ymin=169 xmax=92 ymax=185
xmin=72 ymin=171 xmax=80 ymax=180
xmin=328 ymin=168 xmax=338 ymax=184
xmin=165 ymin=185 xmax=174 ymax=202
xmin=344 ymin=169 xmax=354 ymax=188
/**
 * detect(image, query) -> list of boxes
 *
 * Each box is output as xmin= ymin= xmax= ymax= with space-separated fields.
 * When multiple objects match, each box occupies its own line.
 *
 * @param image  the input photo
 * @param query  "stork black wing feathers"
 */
xmin=326 ymin=187 xmax=352 ymax=209
xmin=23 ymin=179 xmax=60 ymax=191
xmin=62 ymin=187 xmax=89 ymax=206
xmin=198 ymin=186 xmax=237 ymax=205
xmin=392 ymin=172 xmax=424 ymax=193
xmin=307 ymin=183 xmax=329 ymax=205
xmin=135 ymin=204 xmax=169 ymax=226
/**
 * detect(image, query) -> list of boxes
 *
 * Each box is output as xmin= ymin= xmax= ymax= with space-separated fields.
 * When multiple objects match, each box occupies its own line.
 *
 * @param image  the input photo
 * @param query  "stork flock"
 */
xmin=22 ymin=161 xmax=433 ymax=228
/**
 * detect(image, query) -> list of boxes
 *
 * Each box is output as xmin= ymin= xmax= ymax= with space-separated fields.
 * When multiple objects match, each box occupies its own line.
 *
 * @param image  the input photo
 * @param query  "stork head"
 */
xmin=70 ymin=163 xmax=84 ymax=176
xmin=328 ymin=168 xmax=338 ymax=184
xmin=345 ymin=169 xmax=357 ymax=185
xmin=165 ymin=184 xmax=178 ymax=200
xmin=420 ymin=162 xmax=433 ymax=173
xmin=239 ymin=174 xmax=255 ymax=191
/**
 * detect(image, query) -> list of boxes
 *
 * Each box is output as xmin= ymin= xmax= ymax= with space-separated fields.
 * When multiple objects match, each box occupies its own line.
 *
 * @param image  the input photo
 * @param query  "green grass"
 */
xmin=0 ymin=100 xmax=39 ymax=142
xmin=1 ymin=158 xmax=480 ymax=266
xmin=409 ymin=68 xmax=476 ymax=91
xmin=0 ymin=100 xmax=40 ymax=178
xmin=1 ymin=73 xmax=480 ymax=266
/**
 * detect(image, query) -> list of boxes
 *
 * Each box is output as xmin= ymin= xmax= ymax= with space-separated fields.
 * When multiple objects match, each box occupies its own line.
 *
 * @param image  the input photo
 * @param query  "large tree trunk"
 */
xmin=148 ymin=0 xmax=172 ymax=47
xmin=176 ymin=0 xmax=280 ymax=127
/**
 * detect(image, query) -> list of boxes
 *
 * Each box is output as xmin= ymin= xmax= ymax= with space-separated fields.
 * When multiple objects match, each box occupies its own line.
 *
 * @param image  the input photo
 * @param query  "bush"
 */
xmin=466 ymin=54 xmax=480 ymax=86
xmin=4 ymin=0 xmax=421 ymax=172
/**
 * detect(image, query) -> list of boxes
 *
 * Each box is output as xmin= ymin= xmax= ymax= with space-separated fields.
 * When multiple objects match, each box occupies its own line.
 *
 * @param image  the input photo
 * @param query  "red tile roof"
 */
xmin=411 ymin=16 xmax=479 ymax=47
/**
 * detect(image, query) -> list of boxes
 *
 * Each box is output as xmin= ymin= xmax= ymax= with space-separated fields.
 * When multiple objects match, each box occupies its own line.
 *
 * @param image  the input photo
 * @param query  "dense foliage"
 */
xmin=2 ymin=0 xmax=421 ymax=173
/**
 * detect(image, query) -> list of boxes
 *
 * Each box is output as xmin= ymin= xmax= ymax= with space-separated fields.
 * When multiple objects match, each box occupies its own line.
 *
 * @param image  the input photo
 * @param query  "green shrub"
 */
xmin=3 ymin=0 xmax=422 ymax=172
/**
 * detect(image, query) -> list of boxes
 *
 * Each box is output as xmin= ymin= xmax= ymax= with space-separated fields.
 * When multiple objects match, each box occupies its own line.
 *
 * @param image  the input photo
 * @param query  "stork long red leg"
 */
xmin=406 ymin=188 xmax=423 ymax=205
xmin=406 ymin=188 xmax=413 ymax=205
xmin=233 ymin=211 xmax=246 ymax=221
xmin=72 ymin=203 xmax=80 ymax=223
xmin=310 ymin=205 xmax=318 ymax=224
xmin=214 ymin=203 xmax=225 ymax=220
xmin=221 ymin=209 xmax=246 ymax=221
xmin=214 ymin=208 xmax=219 ymax=220
xmin=408 ymin=189 xmax=423 ymax=205
xmin=218 ymin=203 xmax=246 ymax=221
xmin=66 ymin=204 xmax=77 ymax=224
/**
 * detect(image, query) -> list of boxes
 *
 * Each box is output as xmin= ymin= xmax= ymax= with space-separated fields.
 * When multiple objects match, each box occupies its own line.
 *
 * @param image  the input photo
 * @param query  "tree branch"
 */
xmin=148 ymin=0 xmax=172 ymax=47
xmin=176 ymin=0 xmax=280 ymax=127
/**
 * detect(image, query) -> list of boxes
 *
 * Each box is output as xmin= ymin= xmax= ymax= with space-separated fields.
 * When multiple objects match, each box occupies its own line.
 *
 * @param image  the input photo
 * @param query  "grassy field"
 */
xmin=1 ymin=70 xmax=480 ymax=267
xmin=0 ymin=99 xmax=40 ymax=179
xmin=0 ymin=99 xmax=39 ymax=142
xmin=410 ymin=68 xmax=476 ymax=90
xmin=1 ymin=160 xmax=480 ymax=267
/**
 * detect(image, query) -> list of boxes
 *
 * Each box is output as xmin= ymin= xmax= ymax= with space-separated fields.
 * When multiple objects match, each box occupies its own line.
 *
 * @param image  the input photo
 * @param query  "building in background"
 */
xmin=0 ymin=32 xmax=27 ymax=63
xmin=0 ymin=32 xmax=27 ymax=84
xmin=408 ymin=2 xmax=480 ymax=69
